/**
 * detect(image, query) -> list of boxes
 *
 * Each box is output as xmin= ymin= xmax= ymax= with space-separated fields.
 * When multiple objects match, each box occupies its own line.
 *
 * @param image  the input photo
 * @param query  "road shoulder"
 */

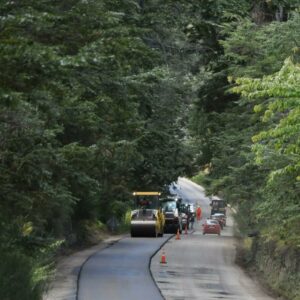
xmin=43 ymin=234 xmax=126 ymax=300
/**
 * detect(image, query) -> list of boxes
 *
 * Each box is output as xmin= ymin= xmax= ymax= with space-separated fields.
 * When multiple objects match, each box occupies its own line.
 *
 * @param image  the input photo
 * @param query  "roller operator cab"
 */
xmin=130 ymin=192 xmax=165 ymax=237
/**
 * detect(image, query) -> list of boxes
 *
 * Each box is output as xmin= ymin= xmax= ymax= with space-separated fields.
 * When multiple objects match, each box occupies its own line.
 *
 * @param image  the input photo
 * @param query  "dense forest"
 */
xmin=0 ymin=1 xmax=299 ymax=299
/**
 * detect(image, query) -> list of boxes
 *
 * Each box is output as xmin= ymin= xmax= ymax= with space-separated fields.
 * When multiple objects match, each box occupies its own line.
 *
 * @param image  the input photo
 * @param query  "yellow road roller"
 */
xmin=130 ymin=192 xmax=165 ymax=237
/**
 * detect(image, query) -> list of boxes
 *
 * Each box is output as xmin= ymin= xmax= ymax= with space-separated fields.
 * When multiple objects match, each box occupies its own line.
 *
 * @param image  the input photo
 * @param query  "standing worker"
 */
xmin=196 ymin=206 xmax=202 ymax=221
xmin=190 ymin=213 xmax=195 ymax=229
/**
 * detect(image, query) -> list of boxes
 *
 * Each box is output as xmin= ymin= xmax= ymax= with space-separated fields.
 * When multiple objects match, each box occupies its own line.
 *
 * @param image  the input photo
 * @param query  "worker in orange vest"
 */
xmin=196 ymin=206 xmax=202 ymax=221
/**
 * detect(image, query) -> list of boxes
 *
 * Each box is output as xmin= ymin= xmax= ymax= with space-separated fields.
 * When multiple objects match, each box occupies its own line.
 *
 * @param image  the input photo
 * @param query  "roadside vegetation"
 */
xmin=0 ymin=1 xmax=299 ymax=299
xmin=188 ymin=2 xmax=300 ymax=300
xmin=0 ymin=1 xmax=194 ymax=298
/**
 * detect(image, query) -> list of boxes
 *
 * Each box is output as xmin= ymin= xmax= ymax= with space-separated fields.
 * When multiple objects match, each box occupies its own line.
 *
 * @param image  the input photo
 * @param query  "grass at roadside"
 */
xmin=235 ymin=236 xmax=300 ymax=300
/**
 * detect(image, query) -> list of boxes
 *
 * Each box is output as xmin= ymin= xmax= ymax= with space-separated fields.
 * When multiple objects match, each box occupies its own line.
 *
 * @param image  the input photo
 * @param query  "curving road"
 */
xmin=77 ymin=235 xmax=171 ymax=300
xmin=151 ymin=177 xmax=275 ymax=300
xmin=77 ymin=178 xmax=276 ymax=300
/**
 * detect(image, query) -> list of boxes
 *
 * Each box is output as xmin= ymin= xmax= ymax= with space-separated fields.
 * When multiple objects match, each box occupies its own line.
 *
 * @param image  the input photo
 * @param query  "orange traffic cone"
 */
xmin=175 ymin=228 xmax=181 ymax=240
xmin=160 ymin=249 xmax=167 ymax=264
xmin=185 ymin=223 xmax=188 ymax=235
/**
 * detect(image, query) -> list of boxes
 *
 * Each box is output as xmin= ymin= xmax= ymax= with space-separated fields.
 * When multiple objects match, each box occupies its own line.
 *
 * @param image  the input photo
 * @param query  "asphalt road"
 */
xmin=77 ymin=235 xmax=171 ymax=300
xmin=151 ymin=177 xmax=275 ymax=300
xmin=77 ymin=178 xmax=276 ymax=300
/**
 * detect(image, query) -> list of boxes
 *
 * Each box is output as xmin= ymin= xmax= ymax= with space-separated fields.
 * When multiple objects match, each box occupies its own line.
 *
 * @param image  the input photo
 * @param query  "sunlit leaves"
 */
xmin=232 ymin=57 xmax=300 ymax=246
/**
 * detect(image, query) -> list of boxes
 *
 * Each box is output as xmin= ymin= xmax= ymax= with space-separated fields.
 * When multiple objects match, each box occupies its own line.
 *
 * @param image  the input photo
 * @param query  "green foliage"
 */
xmin=187 ymin=0 xmax=300 ymax=253
xmin=0 ymin=251 xmax=40 ymax=300
xmin=1 ymin=0 xmax=299 ymax=298
xmin=222 ymin=14 xmax=300 ymax=77
xmin=0 ymin=1 xmax=194 ymax=297
xmin=75 ymin=219 xmax=107 ymax=245
xmin=232 ymin=57 xmax=300 ymax=246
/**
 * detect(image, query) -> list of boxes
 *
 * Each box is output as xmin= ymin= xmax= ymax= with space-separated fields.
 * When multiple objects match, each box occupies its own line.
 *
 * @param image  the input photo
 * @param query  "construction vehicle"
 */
xmin=210 ymin=196 xmax=227 ymax=215
xmin=130 ymin=192 xmax=165 ymax=237
xmin=160 ymin=197 xmax=183 ymax=234
xmin=179 ymin=202 xmax=193 ymax=230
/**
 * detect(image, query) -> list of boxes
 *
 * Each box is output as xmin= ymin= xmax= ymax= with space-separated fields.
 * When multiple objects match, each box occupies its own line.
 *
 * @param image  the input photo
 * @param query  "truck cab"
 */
xmin=210 ymin=196 xmax=227 ymax=215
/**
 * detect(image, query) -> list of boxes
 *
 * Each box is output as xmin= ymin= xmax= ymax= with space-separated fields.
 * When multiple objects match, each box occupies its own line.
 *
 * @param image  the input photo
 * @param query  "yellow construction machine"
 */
xmin=130 ymin=192 xmax=165 ymax=237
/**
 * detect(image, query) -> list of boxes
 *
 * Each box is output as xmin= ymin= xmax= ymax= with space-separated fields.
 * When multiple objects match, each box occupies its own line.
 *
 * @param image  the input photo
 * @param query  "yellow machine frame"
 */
xmin=130 ymin=191 xmax=165 ymax=237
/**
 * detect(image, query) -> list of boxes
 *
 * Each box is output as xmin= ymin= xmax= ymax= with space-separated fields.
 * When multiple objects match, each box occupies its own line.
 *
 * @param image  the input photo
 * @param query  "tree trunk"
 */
xmin=275 ymin=6 xmax=284 ymax=22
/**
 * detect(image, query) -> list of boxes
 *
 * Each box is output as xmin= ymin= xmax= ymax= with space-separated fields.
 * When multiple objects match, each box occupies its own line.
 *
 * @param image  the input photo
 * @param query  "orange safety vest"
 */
xmin=196 ymin=207 xmax=202 ymax=220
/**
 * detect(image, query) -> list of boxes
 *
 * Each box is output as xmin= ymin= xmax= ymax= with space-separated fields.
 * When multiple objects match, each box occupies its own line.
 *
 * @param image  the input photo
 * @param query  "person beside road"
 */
xmin=196 ymin=206 xmax=202 ymax=221
xmin=190 ymin=214 xmax=195 ymax=229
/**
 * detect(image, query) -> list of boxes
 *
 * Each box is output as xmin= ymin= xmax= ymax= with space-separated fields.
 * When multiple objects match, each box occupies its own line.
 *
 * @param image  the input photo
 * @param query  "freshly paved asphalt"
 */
xmin=77 ymin=235 xmax=171 ymax=300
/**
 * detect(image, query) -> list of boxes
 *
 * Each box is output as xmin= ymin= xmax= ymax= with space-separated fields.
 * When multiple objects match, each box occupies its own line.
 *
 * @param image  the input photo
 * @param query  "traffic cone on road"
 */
xmin=185 ymin=223 xmax=188 ymax=235
xmin=175 ymin=228 xmax=181 ymax=240
xmin=160 ymin=249 xmax=167 ymax=264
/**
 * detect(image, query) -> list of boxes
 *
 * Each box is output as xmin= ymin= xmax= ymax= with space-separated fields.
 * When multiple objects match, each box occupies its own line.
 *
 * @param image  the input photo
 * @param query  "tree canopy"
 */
xmin=0 ymin=1 xmax=194 ymax=298
xmin=0 ymin=1 xmax=299 ymax=299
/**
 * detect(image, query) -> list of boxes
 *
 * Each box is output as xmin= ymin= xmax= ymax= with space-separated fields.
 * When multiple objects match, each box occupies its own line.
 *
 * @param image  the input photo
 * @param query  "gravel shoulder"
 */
xmin=43 ymin=235 xmax=125 ymax=300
